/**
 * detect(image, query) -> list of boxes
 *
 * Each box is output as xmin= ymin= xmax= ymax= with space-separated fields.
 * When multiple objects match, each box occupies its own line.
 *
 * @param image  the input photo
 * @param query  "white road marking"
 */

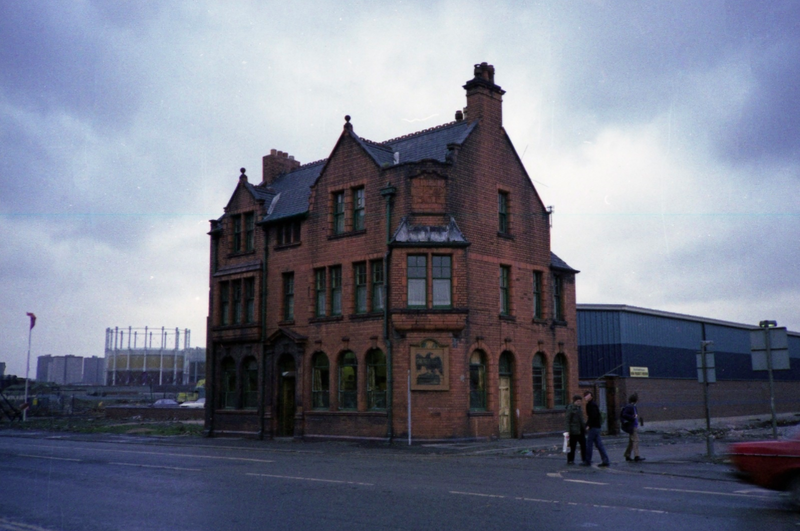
xmin=247 ymin=473 xmax=373 ymax=486
xmin=450 ymin=491 xmax=668 ymax=515
xmin=17 ymin=454 xmax=80 ymax=462
xmin=564 ymin=479 xmax=609 ymax=485
xmin=110 ymin=462 xmax=201 ymax=471
xmin=547 ymin=472 xmax=562 ymax=478
xmin=0 ymin=517 xmax=57 ymax=531
xmin=644 ymin=487 xmax=773 ymax=499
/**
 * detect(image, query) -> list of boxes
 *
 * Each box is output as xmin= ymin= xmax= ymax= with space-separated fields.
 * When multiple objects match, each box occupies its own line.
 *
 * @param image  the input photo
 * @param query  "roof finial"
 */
xmin=344 ymin=115 xmax=352 ymax=131
xmin=239 ymin=168 xmax=248 ymax=183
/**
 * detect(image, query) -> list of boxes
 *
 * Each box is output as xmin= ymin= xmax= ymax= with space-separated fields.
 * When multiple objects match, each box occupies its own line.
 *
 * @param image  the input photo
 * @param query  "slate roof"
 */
xmin=259 ymin=120 xmax=478 ymax=223
xmin=551 ymin=252 xmax=579 ymax=273
xmin=261 ymin=159 xmax=326 ymax=223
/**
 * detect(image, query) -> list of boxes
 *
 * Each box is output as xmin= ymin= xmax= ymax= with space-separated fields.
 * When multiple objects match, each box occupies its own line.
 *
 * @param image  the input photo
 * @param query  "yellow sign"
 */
xmin=629 ymin=366 xmax=649 ymax=378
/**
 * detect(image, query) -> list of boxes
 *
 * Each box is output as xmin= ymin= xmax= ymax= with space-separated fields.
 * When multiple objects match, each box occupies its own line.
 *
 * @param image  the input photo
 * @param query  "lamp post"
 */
xmin=23 ymin=313 xmax=36 ymax=422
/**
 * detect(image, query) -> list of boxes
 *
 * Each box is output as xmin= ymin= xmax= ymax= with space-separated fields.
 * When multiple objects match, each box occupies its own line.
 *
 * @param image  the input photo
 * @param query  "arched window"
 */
xmin=553 ymin=353 xmax=567 ymax=408
xmin=469 ymin=351 xmax=487 ymax=410
xmin=338 ymin=351 xmax=357 ymax=410
xmin=220 ymin=357 xmax=237 ymax=409
xmin=312 ymin=352 xmax=330 ymax=409
xmin=532 ymin=353 xmax=546 ymax=409
xmin=242 ymin=357 xmax=258 ymax=409
xmin=367 ymin=349 xmax=387 ymax=410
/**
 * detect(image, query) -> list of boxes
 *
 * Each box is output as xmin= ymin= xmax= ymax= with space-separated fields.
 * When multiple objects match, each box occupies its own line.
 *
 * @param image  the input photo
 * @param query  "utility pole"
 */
xmin=760 ymin=320 xmax=779 ymax=439
xmin=700 ymin=340 xmax=714 ymax=457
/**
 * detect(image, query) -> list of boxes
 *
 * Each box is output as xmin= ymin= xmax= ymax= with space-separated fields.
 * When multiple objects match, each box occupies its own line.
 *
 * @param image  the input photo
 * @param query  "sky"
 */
xmin=2 ymin=0 xmax=799 ymax=377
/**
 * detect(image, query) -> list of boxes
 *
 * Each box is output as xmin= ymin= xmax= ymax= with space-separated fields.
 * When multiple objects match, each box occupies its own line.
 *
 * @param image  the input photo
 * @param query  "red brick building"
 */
xmin=206 ymin=63 xmax=579 ymax=441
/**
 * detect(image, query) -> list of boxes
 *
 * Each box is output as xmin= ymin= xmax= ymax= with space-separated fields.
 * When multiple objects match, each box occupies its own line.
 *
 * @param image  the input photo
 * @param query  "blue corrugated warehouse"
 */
xmin=577 ymin=304 xmax=800 ymax=425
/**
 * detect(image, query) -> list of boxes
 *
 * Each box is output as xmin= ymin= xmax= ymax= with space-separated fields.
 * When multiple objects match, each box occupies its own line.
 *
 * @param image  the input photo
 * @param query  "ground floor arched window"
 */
xmin=220 ymin=357 xmax=236 ymax=409
xmin=553 ymin=353 xmax=567 ymax=408
xmin=338 ymin=351 xmax=357 ymax=410
xmin=367 ymin=349 xmax=386 ymax=410
xmin=469 ymin=350 xmax=487 ymax=410
xmin=243 ymin=357 xmax=258 ymax=409
xmin=312 ymin=352 xmax=330 ymax=409
xmin=532 ymin=352 xmax=546 ymax=409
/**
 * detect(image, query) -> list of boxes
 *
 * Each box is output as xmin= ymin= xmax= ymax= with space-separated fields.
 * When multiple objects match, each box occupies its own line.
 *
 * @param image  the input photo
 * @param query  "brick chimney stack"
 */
xmin=262 ymin=149 xmax=301 ymax=185
xmin=463 ymin=62 xmax=506 ymax=128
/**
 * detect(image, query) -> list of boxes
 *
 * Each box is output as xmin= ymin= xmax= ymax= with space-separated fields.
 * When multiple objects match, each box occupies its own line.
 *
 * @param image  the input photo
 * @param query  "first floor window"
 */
xmin=330 ymin=266 xmax=342 ymax=316
xmin=283 ymin=273 xmax=294 ymax=321
xmin=312 ymin=352 xmax=330 ymax=409
xmin=315 ymin=269 xmax=327 ymax=317
xmin=245 ymin=212 xmax=255 ymax=251
xmin=243 ymin=357 xmax=258 ymax=409
xmin=432 ymin=255 xmax=452 ymax=308
xmin=371 ymin=260 xmax=384 ymax=311
xmin=244 ymin=278 xmax=255 ymax=323
xmin=367 ymin=349 xmax=386 ymax=410
xmin=532 ymin=353 xmax=546 ymax=409
xmin=498 ymin=191 xmax=509 ymax=234
xmin=500 ymin=265 xmax=511 ymax=316
xmin=354 ymin=262 xmax=367 ymax=314
xmin=232 ymin=215 xmax=242 ymax=252
xmin=533 ymin=271 xmax=543 ymax=319
xmin=469 ymin=351 xmax=487 ymax=410
xmin=232 ymin=280 xmax=242 ymax=324
xmin=333 ymin=192 xmax=345 ymax=234
xmin=220 ymin=282 xmax=230 ymax=325
xmin=353 ymin=187 xmax=365 ymax=231
xmin=553 ymin=353 xmax=567 ymax=407
xmin=407 ymin=255 xmax=427 ymax=307
xmin=553 ymin=274 xmax=564 ymax=321
xmin=338 ymin=351 xmax=357 ymax=410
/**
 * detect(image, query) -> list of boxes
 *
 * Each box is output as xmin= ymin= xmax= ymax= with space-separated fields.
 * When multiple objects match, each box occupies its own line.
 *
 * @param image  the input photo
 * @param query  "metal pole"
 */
xmin=408 ymin=370 xmax=412 ymax=446
xmin=23 ymin=325 xmax=32 ymax=422
xmin=701 ymin=340 xmax=713 ymax=457
xmin=762 ymin=322 xmax=778 ymax=439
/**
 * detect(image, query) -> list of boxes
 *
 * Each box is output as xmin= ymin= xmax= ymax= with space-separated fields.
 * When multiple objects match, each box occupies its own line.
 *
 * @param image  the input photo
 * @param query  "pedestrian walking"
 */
xmin=583 ymin=391 xmax=610 ymax=467
xmin=565 ymin=395 xmax=587 ymax=465
xmin=621 ymin=393 xmax=645 ymax=462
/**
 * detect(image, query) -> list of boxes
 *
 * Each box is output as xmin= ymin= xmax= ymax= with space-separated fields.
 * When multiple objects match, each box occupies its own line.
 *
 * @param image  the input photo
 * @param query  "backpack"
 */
xmin=620 ymin=404 xmax=635 ymax=434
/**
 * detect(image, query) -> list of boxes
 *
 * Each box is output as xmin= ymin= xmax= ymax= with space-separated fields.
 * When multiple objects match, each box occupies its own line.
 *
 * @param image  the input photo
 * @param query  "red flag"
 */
xmin=26 ymin=312 xmax=36 ymax=330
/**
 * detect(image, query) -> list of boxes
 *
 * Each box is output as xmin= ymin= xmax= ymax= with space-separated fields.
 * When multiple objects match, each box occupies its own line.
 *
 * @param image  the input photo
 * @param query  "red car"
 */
xmin=729 ymin=427 xmax=800 ymax=509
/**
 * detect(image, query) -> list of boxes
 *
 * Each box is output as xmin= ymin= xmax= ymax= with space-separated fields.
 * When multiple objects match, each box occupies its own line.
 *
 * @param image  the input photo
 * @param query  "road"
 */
xmin=0 ymin=433 xmax=797 ymax=530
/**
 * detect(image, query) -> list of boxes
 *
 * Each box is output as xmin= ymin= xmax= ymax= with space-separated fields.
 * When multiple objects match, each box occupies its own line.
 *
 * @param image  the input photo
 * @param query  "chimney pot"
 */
xmin=455 ymin=110 xmax=464 ymax=121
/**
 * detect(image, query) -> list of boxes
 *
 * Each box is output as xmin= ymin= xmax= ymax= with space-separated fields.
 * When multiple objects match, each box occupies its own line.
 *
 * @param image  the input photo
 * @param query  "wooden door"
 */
xmin=278 ymin=375 xmax=295 ymax=437
xmin=499 ymin=376 xmax=511 ymax=438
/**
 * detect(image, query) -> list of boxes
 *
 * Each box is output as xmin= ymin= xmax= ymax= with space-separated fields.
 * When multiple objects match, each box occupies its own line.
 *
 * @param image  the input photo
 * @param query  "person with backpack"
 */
xmin=564 ymin=394 xmax=587 ymax=465
xmin=583 ymin=391 xmax=610 ymax=467
xmin=621 ymin=393 xmax=645 ymax=462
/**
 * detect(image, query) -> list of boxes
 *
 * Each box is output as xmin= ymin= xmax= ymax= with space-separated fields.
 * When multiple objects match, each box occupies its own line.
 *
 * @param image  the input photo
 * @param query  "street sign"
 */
xmin=750 ymin=327 xmax=790 ymax=371
xmin=697 ymin=352 xmax=716 ymax=383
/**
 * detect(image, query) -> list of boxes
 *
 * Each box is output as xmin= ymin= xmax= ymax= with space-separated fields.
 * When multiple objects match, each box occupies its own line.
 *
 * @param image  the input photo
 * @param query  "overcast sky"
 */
xmin=2 ymin=1 xmax=799 ymax=377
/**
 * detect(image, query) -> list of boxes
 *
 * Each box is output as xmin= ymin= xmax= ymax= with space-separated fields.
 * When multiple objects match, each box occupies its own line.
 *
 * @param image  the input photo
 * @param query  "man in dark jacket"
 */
xmin=621 ymin=393 xmax=645 ymax=462
xmin=583 ymin=391 xmax=610 ymax=467
xmin=565 ymin=395 xmax=587 ymax=465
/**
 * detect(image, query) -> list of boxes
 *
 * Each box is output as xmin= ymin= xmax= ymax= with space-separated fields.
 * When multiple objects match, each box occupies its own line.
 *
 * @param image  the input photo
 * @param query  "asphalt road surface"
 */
xmin=0 ymin=433 xmax=798 ymax=530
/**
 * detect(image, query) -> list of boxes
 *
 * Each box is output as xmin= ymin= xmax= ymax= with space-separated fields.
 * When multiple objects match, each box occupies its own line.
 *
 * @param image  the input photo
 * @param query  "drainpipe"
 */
xmin=259 ymin=223 xmax=269 ymax=440
xmin=380 ymin=183 xmax=397 ymax=442
xmin=206 ymin=225 xmax=220 ymax=437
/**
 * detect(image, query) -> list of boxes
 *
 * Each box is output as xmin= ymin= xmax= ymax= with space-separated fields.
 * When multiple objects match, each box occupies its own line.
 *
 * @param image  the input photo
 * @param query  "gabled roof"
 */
xmin=551 ymin=252 xmax=579 ymax=273
xmin=259 ymin=120 xmax=478 ymax=223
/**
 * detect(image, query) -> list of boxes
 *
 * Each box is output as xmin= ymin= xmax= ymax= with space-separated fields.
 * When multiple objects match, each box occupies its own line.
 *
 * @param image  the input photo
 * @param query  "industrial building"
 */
xmin=577 ymin=304 xmax=800 ymax=427
xmin=105 ymin=327 xmax=205 ymax=386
